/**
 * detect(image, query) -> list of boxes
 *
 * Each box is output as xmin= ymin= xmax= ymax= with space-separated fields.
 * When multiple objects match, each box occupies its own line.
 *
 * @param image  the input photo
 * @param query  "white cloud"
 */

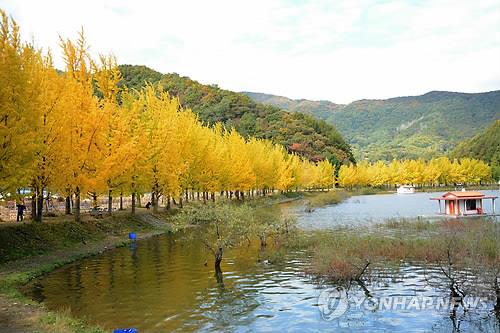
xmin=1 ymin=0 xmax=499 ymax=103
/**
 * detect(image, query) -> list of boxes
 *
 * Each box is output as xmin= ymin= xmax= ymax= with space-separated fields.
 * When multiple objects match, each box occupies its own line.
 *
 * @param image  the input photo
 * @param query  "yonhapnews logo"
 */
xmin=318 ymin=287 xmax=490 ymax=321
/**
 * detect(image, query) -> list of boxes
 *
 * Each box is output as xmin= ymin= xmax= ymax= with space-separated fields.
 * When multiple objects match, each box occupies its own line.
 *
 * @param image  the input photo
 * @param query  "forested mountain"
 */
xmin=243 ymin=92 xmax=344 ymax=120
xmin=118 ymin=65 xmax=354 ymax=164
xmin=244 ymin=91 xmax=500 ymax=161
xmin=451 ymin=120 xmax=500 ymax=180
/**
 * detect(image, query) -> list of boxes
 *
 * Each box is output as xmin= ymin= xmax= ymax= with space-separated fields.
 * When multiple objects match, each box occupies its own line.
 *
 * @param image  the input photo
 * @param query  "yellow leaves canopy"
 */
xmin=338 ymin=157 xmax=491 ymax=188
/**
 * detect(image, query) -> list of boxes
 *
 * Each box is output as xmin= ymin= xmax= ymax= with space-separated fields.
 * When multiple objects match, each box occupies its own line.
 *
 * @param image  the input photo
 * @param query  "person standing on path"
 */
xmin=16 ymin=200 xmax=26 ymax=222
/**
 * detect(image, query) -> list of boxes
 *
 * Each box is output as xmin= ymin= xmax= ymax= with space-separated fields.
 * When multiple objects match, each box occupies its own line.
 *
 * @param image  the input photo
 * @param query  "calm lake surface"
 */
xmin=296 ymin=190 xmax=499 ymax=229
xmin=28 ymin=191 xmax=500 ymax=332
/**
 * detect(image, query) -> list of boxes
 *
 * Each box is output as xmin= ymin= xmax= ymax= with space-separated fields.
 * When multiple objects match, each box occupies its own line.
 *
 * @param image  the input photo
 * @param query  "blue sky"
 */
xmin=2 ymin=0 xmax=499 ymax=103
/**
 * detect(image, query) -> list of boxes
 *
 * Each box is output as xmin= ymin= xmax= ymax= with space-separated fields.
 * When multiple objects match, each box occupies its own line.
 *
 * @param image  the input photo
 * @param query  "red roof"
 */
xmin=443 ymin=191 xmax=484 ymax=198
xmin=430 ymin=191 xmax=497 ymax=201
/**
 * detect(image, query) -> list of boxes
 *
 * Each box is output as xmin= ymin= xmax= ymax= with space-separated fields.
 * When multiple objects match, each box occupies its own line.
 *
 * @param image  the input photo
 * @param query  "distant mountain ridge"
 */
xmin=242 ymin=92 xmax=345 ymax=120
xmin=243 ymin=90 xmax=500 ymax=161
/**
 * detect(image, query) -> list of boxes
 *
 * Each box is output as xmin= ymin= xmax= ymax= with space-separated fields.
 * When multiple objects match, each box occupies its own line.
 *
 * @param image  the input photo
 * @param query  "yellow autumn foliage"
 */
xmin=0 ymin=12 xmax=336 ymax=220
xmin=338 ymin=157 xmax=491 ymax=188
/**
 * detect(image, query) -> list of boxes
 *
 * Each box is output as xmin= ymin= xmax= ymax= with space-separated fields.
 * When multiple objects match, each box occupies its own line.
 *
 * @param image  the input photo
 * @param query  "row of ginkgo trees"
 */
xmin=338 ymin=158 xmax=492 ymax=188
xmin=0 ymin=11 xmax=336 ymax=222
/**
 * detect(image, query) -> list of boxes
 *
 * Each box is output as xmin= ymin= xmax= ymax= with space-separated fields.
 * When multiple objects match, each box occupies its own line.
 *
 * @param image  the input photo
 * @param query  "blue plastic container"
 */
xmin=113 ymin=329 xmax=137 ymax=333
xmin=128 ymin=232 xmax=137 ymax=240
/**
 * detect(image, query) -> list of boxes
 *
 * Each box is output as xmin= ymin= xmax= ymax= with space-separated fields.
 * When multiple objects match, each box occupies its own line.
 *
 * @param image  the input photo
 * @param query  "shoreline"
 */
xmin=4 ymin=189 xmax=495 ymax=332
xmin=0 ymin=212 xmax=174 ymax=333
xmin=0 ymin=194 xmax=308 ymax=332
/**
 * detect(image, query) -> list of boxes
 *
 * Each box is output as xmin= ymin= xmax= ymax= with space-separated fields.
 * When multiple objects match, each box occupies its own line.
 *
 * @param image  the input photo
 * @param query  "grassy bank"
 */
xmin=302 ymin=190 xmax=350 ymax=209
xmin=0 ymin=210 xmax=176 ymax=333
xmin=0 ymin=211 xmax=176 ymax=264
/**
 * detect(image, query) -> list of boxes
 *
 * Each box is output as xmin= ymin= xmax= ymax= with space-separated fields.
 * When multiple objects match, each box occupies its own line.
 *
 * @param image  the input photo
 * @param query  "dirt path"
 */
xmin=0 ymin=296 xmax=42 ymax=333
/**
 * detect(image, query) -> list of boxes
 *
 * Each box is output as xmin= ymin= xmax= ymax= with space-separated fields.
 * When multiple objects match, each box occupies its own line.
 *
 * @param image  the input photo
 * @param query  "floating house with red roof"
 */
xmin=430 ymin=191 xmax=497 ymax=216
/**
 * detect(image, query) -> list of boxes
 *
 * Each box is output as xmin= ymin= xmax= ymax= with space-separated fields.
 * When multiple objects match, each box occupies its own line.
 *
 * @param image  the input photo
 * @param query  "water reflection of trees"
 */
xmin=316 ymin=262 xmax=499 ymax=332
xmin=28 ymin=216 xmax=500 ymax=332
xmin=32 ymin=231 xmax=284 ymax=331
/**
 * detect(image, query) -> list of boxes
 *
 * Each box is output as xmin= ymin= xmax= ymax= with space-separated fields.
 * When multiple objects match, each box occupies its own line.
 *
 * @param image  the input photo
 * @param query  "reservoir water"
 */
xmin=27 ymin=191 xmax=500 ymax=332
xmin=295 ymin=190 xmax=499 ymax=229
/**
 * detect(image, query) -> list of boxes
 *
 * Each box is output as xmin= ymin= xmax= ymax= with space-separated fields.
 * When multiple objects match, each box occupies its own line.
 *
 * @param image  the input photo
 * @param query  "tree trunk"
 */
xmin=32 ymin=185 xmax=43 ymax=223
xmin=235 ymin=190 xmax=240 ymax=200
xmin=120 ymin=192 xmax=124 ymax=210
xmin=151 ymin=190 xmax=155 ymax=210
xmin=211 ymin=192 xmax=215 ymax=202
xmin=214 ymin=247 xmax=223 ymax=270
xmin=131 ymin=192 xmax=136 ymax=215
xmin=65 ymin=196 xmax=71 ymax=215
xmin=260 ymin=234 xmax=267 ymax=248
xmin=91 ymin=192 xmax=97 ymax=209
xmin=45 ymin=192 xmax=50 ymax=213
xmin=137 ymin=193 xmax=142 ymax=207
xmin=152 ymin=190 xmax=158 ymax=213
xmin=31 ymin=194 xmax=36 ymax=220
xmin=197 ymin=192 xmax=200 ymax=201
xmin=179 ymin=197 xmax=183 ymax=209
xmin=36 ymin=187 xmax=43 ymax=223
xmin=241 ymin=191 xmax=244 ymax=200
xmin=108 ymin=189 xmax=112 ymax=215
xmin=203 ymin=191 xmax=206 ymax=204
xmin=74 ymin=187 xmax=81 ymax=222
xmin=185 ymin=190 xmax=189 ymax=203
xmin=166 ymin=195 xmax=171 ymax=211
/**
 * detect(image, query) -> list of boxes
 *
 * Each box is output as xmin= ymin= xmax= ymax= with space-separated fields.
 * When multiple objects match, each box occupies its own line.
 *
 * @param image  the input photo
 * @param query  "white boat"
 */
xmin=397 ymin=185 xmax=415 ymax=194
